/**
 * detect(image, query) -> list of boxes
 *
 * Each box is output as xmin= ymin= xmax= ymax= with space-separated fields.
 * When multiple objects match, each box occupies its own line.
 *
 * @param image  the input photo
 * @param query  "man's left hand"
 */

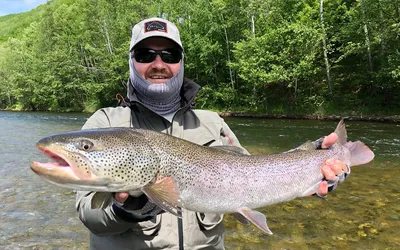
xmin=317 ymin=132 xmax=349 ymax=197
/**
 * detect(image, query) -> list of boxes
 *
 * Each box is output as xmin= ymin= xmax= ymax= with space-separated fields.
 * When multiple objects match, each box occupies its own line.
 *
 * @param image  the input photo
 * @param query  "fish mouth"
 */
xmin=31 ymin=144 xmax=95 ymax=184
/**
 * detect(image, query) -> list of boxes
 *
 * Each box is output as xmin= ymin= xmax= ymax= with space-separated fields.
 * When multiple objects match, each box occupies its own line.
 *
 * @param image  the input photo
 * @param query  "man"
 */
xmin=76 ymin=17 xmax=348 ymax=249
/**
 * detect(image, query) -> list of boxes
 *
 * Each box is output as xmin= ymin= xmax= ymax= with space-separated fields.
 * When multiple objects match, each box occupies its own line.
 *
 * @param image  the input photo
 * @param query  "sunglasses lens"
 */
xmin=133 ymin=49 xmax=182 ymax=64
xmin=134 ymin=49 xmax=156 ymax=63
xmin=161 ymin=49 xmax=182 ymax=64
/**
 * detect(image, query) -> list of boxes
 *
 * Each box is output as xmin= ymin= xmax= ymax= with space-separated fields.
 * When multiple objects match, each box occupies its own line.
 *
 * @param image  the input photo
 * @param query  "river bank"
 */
xmin=220 ymin=112 xmax=400 ymax=123
xmin=2 ymin=108 xmax=400 ymax=123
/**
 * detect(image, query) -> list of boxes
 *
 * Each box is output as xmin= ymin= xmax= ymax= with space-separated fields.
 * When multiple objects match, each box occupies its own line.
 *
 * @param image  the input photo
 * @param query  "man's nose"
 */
xmin=151 ymin=55 xmax=166 ymax=69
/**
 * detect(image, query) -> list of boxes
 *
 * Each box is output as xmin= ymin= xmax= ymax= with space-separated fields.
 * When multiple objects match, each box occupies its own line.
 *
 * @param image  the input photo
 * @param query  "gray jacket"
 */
xmin=76 ymin=79 xmax=248 ymax=250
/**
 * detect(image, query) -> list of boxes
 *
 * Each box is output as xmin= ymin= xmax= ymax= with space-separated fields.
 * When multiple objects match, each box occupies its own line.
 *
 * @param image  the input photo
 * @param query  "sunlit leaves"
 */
xmin=0 ymin=0 xmax=399 ymax=114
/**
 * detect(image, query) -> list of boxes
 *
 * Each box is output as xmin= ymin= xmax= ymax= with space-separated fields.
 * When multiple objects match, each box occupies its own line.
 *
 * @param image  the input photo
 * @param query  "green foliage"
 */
xmin=196 ymin=84 xmax=239 ymax=110
xmin=0 ymin=0 xmax=399 ymax=115
xmin=0 ymin=4 xmax=46 ymax=43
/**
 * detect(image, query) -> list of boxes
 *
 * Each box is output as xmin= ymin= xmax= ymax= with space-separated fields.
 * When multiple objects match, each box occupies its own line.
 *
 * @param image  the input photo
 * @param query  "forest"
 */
xmin=0 ymin=0 xmax=399 ymax=116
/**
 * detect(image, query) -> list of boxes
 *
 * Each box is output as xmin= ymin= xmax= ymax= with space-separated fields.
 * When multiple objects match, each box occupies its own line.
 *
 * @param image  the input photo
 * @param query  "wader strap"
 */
xmin=177 ymin=209 xmax=184 ymax=250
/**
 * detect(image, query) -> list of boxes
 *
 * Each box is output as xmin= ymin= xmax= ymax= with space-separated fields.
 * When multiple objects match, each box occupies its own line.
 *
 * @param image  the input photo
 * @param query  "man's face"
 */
xmin=132 ymin=37 xmax=182 ymax=84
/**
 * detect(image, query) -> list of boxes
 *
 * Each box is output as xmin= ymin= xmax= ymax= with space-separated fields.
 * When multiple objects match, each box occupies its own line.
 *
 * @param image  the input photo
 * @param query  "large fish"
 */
xmin=31 ymin=120 xmax=374 ymax=234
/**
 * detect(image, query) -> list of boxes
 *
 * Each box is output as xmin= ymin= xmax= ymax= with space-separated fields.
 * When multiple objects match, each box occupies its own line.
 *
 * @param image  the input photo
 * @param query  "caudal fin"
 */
xmin=344 ymin=141 xmax=375 ymax=167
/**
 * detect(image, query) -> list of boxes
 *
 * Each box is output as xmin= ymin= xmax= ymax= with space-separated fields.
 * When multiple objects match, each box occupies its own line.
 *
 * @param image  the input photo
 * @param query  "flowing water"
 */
xmin=0 ymin=111 xmax=399 ymax=249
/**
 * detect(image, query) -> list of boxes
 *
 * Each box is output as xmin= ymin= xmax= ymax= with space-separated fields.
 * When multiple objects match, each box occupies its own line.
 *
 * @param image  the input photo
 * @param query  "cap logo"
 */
xmin=144 ymin=21 xmax=167 ymax=33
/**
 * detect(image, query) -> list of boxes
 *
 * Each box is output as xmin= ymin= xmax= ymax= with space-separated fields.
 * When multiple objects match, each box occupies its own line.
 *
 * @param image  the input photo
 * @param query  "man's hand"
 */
xmin=317 ymin=132 xmax=349 ymax=197
xmin=115 ymin=192 xmax=130 ymax=203
xmin=112 ymin=191 xmax=163 ymax=221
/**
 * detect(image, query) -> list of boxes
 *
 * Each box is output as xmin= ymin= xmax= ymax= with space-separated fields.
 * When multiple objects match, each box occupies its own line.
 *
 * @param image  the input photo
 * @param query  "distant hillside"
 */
xmin=0 ymin=4 xmax=46 ymax=43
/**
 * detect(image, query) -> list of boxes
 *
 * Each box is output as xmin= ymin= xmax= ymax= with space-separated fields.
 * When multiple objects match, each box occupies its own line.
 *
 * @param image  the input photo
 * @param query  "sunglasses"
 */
xmin=132 ymin=48 xmax=183 ymax=64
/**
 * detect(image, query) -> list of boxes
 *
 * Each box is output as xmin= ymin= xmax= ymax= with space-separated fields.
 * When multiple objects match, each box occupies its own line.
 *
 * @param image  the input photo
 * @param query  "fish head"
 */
xmin=31 ymin=128 xmax=160 ymax=192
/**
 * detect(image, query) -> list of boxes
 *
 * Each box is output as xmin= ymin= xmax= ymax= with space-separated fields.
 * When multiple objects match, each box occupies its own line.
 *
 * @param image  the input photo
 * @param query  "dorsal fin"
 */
xmin=334 ymin=119 xmax=347 ymax=145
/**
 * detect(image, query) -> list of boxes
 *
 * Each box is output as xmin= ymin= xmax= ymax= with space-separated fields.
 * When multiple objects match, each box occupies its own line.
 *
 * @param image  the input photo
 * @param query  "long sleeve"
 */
xmin=76 ymin=191 xmax=134 ymax=236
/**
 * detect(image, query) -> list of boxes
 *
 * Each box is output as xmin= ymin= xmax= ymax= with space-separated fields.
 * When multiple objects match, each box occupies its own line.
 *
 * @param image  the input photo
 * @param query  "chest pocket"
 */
xmin=178 ymin=123 xmax=223 ymax=147
xmin=196 ymin=212 xmax=224 ymax=231
xmin=129 ymin=215 xmax=162 ymax=237
xmin=184 ymin=212 xmax=224 ymax=248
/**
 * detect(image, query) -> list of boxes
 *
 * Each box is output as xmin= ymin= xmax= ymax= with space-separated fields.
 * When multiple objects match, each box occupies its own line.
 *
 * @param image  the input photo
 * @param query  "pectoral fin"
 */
xmin=91 ymin=192 xmax=114 ymax=209
xmin=141 ymin=177 xmax=182 ymax=217
xmin=238 ymin=207 xmax=273 ymax=235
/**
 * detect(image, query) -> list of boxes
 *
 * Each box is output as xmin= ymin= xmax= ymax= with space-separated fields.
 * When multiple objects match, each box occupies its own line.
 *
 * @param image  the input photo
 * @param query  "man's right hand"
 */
xmin=115 ymin=192 xmax=130 ymax=203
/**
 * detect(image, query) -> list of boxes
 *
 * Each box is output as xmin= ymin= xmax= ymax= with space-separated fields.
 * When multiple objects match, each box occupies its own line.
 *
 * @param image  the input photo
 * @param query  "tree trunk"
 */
xmin=379 ymin=0 xmax=385 ymax=47
xmin=378 ymin=0 xmax=386 ymax=55
xmin=220 ymin=14 xmax=235 ymax=88
xmin=319 ymin=0 xmax=332 ymax=95
xmin=224 ymin=27 xmax=234 ymax=88
xmin=101 ymin=19 xmax=113 ymax=54
xmin=251 ymin=14 xmax=255 ymax=36
xmin=360 ymin=0 xmax=373 ymax=72
xmin=7 ymin=92 xmax=12 ymax=105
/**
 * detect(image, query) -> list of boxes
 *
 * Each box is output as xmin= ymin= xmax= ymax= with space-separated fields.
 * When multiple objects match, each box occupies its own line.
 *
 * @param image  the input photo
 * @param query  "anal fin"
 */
xmin=231 ymin=212 xmax=250 ymax=225
xmin=238 ymin=207 xmax=273 ymax=235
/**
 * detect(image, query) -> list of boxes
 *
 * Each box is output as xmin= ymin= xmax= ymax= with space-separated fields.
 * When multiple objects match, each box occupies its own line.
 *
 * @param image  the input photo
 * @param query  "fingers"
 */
xmin=321 ymin=133 xmax=338 ymax=149
xmin=324 ymin=159 xmax=349 ymax=176
xmin=316 ymin=135 xmax=351 ymax=198
xmin=319 ymin=159 xmax=350 ymax=198
xmin=316 ymin=180 xmax=328 ymax=197
xmin=114 ymin=192 xmax=129 ymax=203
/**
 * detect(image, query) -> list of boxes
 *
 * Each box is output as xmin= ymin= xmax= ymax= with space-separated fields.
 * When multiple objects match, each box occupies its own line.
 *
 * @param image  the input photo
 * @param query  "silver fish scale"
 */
xmin=37 ymin=127 xmax=353 ymax=212
xmin=140 ymin=129 xmax=350 ymax=213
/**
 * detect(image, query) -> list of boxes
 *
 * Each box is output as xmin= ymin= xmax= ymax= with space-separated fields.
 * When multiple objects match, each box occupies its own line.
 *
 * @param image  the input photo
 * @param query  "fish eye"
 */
xmin=78 ymin=140 xmax=94 ymax=151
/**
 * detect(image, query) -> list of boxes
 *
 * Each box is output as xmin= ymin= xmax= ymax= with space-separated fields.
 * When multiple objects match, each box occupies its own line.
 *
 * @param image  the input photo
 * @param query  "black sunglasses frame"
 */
xmin=132 ymin=48 xmax=183 ymax=64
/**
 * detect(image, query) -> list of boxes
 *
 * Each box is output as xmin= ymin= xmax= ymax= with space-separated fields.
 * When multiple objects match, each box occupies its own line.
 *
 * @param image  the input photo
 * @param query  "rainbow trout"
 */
xmin=31 ymin=120 xmax=374 ymax=234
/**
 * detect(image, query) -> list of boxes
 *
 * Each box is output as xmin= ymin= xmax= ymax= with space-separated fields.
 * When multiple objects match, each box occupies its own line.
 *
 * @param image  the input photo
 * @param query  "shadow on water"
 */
xmin=0 ymin=112 xmax=399 ymax=249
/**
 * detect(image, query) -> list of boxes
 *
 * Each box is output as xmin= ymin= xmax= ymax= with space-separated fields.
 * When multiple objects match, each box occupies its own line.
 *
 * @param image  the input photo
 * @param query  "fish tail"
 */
xmin=344 ymin=141 xmax=375 ymax=167
xmin=334 ymin=119 xmax=375 ymax=166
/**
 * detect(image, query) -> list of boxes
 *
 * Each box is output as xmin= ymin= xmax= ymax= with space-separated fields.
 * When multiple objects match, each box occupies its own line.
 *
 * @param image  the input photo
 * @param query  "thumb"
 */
xmin=114 ymin=192 xmax=129 ymax=203
xmin=321 ymin=133 xmax=338 ymax=149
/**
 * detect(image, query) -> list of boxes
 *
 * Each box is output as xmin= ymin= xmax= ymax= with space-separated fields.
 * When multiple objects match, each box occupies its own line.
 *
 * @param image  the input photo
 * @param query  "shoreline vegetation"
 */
xmin=1 ymin=108 xmax=399 ymax=123
xmin=1 ymin=1 xmax=399 ymax=119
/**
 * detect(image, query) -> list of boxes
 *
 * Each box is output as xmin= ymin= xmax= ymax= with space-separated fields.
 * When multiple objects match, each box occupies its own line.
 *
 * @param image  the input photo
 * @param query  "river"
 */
xmin=0 ymin=111 xmax=399 ymax=249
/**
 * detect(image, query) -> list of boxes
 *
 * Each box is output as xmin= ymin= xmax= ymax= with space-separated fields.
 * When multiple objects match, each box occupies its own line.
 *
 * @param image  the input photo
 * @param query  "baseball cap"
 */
xmin=129 ymin=17 xmax=183 ymax=52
